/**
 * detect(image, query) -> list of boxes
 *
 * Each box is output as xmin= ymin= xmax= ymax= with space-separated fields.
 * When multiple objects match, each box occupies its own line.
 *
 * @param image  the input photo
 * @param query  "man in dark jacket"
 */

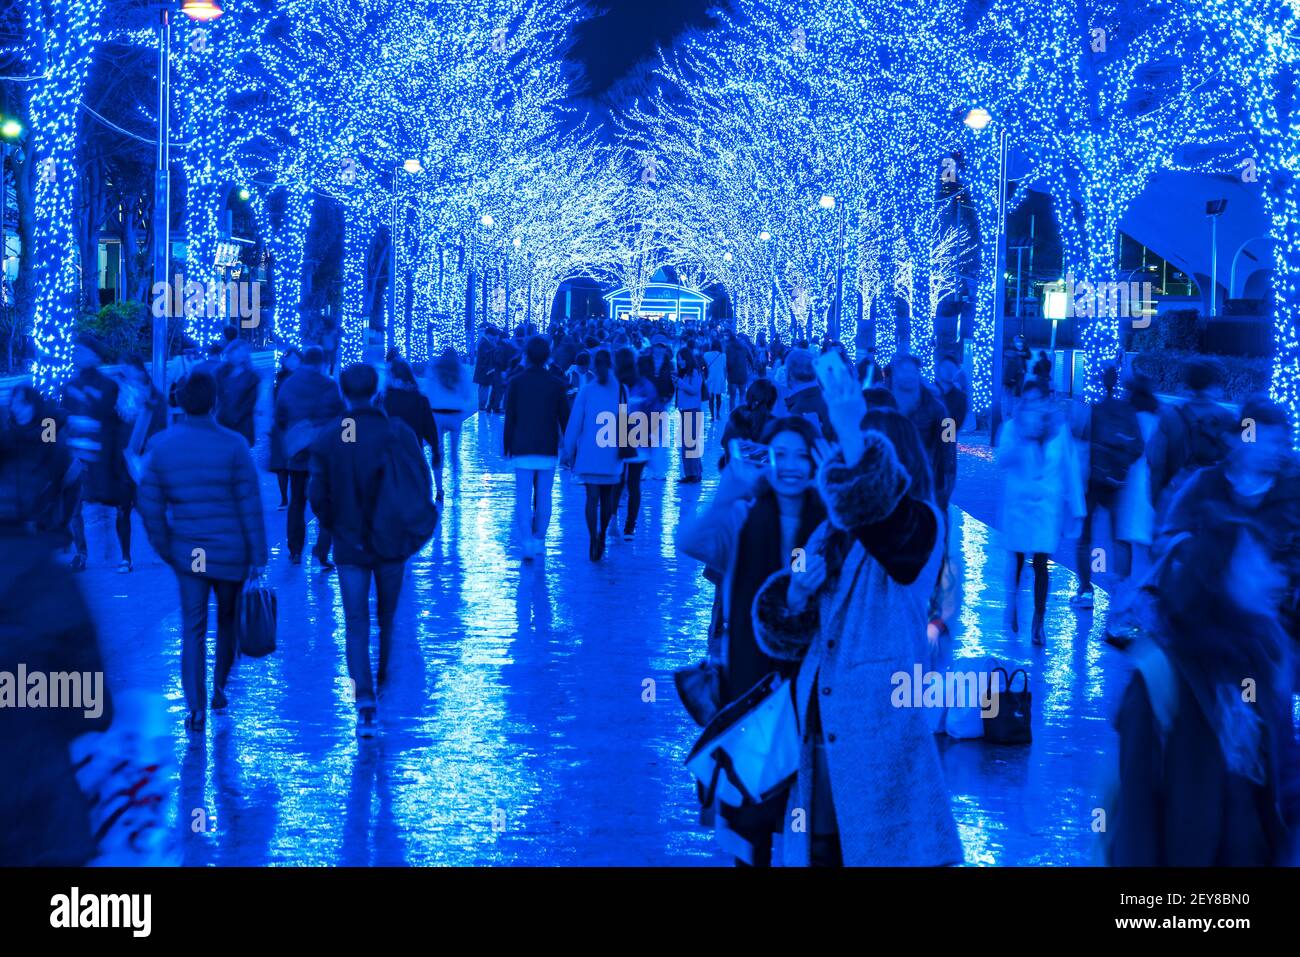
xmin=503 ymin=336 xmax=570 ymax=561
xmin=725 ymin=335 xmax=750 ymax=409
xmin=309 ymin=364 xmax=426 ymax=737
xmin=782 ymin=348 xmax=832 ymax=439
xmin=215 ymin=339 xmax=260 ymax=447
xmin=137 ymin=372 xmax=268 ymax=729
xmin=274 ymin=345 xmax=344 ymax=566
xmin=473 ymin=328 xmax=497 ymax=411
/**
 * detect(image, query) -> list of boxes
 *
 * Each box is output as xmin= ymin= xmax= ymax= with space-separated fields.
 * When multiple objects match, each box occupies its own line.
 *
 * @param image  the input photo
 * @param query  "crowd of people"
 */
xmin=2 ymin=311 xmax=1298 ymax=869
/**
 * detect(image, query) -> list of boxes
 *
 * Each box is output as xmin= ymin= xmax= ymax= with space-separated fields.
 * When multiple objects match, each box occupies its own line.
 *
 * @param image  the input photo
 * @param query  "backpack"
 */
xmin=366 ymin=424 xmax=439 ymax=562
xmin=1089 ymin=399 xmax=1144 ymax=489
xmin=1177 ymin=401 xmax=1231 ymax=469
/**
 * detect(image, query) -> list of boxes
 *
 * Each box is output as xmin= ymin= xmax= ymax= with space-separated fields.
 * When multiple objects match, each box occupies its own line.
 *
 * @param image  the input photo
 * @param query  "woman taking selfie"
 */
xmin=678 ymin=417 xmax=828 ymax=866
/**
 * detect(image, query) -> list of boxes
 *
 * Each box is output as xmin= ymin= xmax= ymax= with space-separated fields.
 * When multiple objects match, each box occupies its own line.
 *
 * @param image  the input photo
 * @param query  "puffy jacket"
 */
xmin=308 ymin=406 xmax=422 ymax=566
xmin=137 ymin=416 xmax=268 ymax=581
xmin=62 ymin=366 xmax=130 ymax=506
xmin=274 ymin=367 xmax=344 ymax=471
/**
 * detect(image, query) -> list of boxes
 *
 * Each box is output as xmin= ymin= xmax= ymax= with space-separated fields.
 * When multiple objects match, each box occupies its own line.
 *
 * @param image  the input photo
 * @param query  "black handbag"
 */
xmin=616 ymin=384 xmax=636 ymax=459
xmin=983 ymin=667 xmax=1031 ymax=743
xmin=237 ymin=574 xmax=278 ymax=658
xmin=674 ymin=659 xmax=723 ymax=727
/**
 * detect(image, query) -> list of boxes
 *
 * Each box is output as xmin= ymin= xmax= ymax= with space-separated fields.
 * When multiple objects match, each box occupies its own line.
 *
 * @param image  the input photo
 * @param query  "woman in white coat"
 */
xmin=996 ymin=380 xmax=1086 ymax=645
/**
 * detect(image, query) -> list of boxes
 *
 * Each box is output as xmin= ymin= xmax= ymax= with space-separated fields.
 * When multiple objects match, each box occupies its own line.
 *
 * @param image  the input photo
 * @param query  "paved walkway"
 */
xmin=74 ymin=408 xmax=1133 ymax=865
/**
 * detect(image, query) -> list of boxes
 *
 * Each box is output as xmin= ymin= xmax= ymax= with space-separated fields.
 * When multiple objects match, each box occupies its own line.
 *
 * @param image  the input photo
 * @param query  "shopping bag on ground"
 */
xmin=237 ymin=573 xmax=278 ymax=658
xmin=685 ymin=672 xmax=799 ymax=807
xmin=982 ymin=667 xmax=1032 ymax=743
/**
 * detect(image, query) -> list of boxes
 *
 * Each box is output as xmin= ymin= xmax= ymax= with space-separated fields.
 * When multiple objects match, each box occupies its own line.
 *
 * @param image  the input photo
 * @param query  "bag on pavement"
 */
xmin=685 ymin=671 xmax=799 ymax=807
xmin=983 ymin=667 xmax=1032 ymax=744
xmin=237 ymin=573 xmax=278 ymax=658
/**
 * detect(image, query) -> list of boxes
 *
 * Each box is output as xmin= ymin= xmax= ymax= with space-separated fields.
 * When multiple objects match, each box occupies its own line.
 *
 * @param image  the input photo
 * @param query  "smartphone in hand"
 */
xmin=814 ymin=351 xmax=854 ymax=399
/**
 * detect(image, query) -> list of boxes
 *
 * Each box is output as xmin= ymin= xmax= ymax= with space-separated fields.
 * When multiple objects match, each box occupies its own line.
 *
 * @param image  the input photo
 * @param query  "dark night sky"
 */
xmin=568 ymin=0 xmax=724 ymax=98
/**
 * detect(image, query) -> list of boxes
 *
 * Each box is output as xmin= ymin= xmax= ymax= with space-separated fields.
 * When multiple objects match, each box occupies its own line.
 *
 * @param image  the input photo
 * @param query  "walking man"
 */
xmin=137 ymin=372 xmax=268 ymax=731
xmin=309 ymin=364 xmax=434 ymax=737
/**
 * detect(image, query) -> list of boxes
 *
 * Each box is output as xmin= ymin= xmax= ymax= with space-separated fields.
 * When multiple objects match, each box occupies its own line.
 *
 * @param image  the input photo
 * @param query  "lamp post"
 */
xmin=152 ymin=0 xmax=223 ymax=395
xmin=0 ymin=117 xmax=23 ymax=308
xmin=964 ymin=106 xmax=1008 ymax=440
xmin=758 ymin=230 xmax=775 ymax=340
xmin=387 ymin=158 xmax=422 ymax=356
xmin=1206 ymin=198 xmax=1228 ymax=317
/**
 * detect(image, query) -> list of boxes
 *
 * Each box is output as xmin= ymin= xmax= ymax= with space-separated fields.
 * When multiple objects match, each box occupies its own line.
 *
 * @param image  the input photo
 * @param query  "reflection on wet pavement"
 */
xmin=80 ymin=411 xmax=1131 ymax=865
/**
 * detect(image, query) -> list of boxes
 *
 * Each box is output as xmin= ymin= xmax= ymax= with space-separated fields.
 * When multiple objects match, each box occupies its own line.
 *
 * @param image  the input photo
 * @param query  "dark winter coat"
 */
xmin=1108 ymin=633 xmax=1296 ymax=866
xmin=726 ymin=342 xmax=751 ymax=386
xmin=473 ymin=338 xmax=495 ymax=386
xmin=383 ymin=387 xmax=442 ymax=468
xmin=62 ymin=366 xmax=129 ymax=506
xmin=215 ymin=365 xmax=260 ymax=447
xmin=274 ymin=367 xmax=344 ymax=471
xmin=137 ymin=416 xmax=269 ymax=581
xmin=269 ymin=366 xmax=295 ymax=471
xmin=503 ymin=366 xmax=570 ymax=459
xmin=0 ymin=406 xmax=71 ymax=530
xmin=784 ymin=383 xmax=832 ymax=440
xmin=0 ymin=529 xmax=113 ymax=865
xmin=308 ymin=406 xmax=423 ymax=567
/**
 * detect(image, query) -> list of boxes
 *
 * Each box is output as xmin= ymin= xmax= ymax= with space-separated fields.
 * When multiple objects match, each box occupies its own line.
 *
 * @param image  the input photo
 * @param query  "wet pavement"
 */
xmin=75 ymin=406 xmax=1133 ymax=866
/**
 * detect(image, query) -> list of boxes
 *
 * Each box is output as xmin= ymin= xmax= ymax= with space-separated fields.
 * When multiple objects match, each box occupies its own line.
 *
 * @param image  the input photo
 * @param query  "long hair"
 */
xmin=592 ymin=348 xmax=612 ymax=386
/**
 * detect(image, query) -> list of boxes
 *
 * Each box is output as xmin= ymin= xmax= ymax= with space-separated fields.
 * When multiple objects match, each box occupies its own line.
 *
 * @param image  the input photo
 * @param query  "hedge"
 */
xmin=1131 ymin=349 xmax=1270 ymax=402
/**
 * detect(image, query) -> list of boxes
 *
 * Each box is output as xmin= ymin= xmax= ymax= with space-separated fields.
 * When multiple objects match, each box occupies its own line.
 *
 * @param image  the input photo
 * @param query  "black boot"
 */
xmin=1032 ymin=610 xmax=1045 ymax=646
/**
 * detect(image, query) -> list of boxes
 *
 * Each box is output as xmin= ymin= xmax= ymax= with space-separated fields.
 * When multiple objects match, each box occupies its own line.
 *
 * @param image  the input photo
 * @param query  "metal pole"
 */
xmin=151 ymin=9 xmax=171 ymax=395
xmin=989 ymin=125 xmax=1009 ymax=443
xmin=1209 ymin=214 xmax=1218 ymax=318
xmin=832 ymin=207 xmax=845 ymax=343
xmin=388 ymin=166 xmax=397 ymax=356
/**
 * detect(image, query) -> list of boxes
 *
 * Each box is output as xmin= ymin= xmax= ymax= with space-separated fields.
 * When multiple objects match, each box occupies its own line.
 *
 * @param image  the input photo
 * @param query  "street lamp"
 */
xmin=0 ymin=117 xmax=24 ymax=307
xmin=480 ymin=213 xmax=494 ymax=228
xmin=759 ymin=229 xmax=776 ymax=338
xmin=818 ymin=194 xmax=836 ymax=210
xmin=151 ymin=0 xmax=224 ymax=395
xmin=723 ymin=251 xmax=733 ymax=263
xmin=389 ymin=159 xmax=423 ymax=356
xmin=964 ymin=105 xmax=1009 ymax=440
xmin=180 ymin=0 xmax=223 ymax=19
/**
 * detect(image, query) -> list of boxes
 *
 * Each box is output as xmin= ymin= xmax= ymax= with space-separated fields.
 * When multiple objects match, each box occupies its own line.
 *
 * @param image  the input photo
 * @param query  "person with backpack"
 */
xmin=1071 ymin=364 xmax=1145 ymax=610
xmin=1175 ymin=359 xmax=1237 ymax=477
xmin=136 ymin=372 xmax=268 ymax=731
xmin=275 ymin=346 xmax=344 ymax=567
xmin=309 ymin=364 xmax=436 ymax=738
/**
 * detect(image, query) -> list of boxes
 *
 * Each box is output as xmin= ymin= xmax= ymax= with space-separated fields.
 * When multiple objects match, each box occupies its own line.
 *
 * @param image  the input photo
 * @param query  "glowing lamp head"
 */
xmin=0 ymin=118 xmax=22 ymax=140
xmin=402 ymin=158 xmax=423 ymax=174
xmin=181 ymin=0 xmax=224 ymax=21
xmin=237 ymin=187 xmax=251 ymax=201
xmin=480 ymin=214 xmax=494 ymax=228
xmin=512 ymin=237 xmax=521 ymax=249
xmin=723 ymin=252 xmax=734 ymax=263
xmin=758 ymin=231 xmax=772 ymax=242
xmin=818 ymin=195 xmax=835 ymax=210
xmin=963 ymin=107 xmax=993 ymax=131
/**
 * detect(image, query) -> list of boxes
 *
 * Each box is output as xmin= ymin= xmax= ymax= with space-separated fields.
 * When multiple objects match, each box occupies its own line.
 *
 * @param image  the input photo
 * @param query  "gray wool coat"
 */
xmin=753 ymin=432 xmax=963 ymax=867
